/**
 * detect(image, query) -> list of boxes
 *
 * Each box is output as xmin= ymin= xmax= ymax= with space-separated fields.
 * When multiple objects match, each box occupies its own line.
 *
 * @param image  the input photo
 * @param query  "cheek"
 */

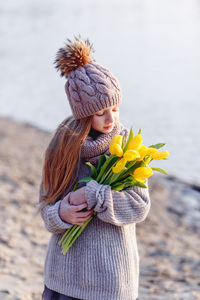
xmin=114 ymin=112 xmax=119 ymax=122
xmin=91 ymin=116 xmax=102 ymax=129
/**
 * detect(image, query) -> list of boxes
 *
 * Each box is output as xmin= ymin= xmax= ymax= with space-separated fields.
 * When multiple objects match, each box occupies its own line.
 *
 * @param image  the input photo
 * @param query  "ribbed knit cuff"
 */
xmin=46 ymin=200 xmax=73 ymax=231
xmin=85 ymin=180 xmax=100 ymax=210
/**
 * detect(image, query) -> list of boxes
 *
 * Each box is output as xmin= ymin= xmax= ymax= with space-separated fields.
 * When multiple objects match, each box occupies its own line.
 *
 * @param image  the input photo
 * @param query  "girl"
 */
xmin=39 ymin=37 xmax=151 ymax=300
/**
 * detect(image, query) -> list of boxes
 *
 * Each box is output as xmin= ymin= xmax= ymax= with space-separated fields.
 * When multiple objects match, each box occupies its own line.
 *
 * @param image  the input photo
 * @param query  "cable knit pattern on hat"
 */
xmin=65 ymin=62 xmax=122 ymax=119
xmin=55 ymin=37 xmax=122 ymax=119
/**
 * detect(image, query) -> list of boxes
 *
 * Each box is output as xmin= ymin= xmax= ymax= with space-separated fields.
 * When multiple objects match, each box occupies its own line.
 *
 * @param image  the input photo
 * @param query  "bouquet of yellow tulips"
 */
xmin=58 ymin=127 xmax=169 ymax=254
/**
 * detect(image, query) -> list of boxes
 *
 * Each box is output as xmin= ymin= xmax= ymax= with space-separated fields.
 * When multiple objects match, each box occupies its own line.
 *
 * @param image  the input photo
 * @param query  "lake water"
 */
xmin=0 ymin=0 xmax=200 ymax=184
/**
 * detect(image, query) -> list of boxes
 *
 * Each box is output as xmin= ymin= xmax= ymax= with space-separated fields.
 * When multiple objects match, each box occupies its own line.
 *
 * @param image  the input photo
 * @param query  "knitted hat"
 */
xmin=54 ymin=36 xmax=122 ymax=119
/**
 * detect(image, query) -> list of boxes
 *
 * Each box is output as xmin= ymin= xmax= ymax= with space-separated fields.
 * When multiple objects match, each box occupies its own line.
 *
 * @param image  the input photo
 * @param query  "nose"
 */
xmin=105 ymin=111 xmax=114 ymax=125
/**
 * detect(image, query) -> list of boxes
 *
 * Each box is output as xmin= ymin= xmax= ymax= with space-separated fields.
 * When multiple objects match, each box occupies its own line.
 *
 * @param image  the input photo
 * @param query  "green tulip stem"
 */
xmin=107 ymin=172 xmax=122 ymax=185
xmin=99 ymin=167 xmax=112 ymax=184
xmin=62 ymin=212 xmax=97 ymax=255
xmin=62 ymin=225 xmax=82 ymax=254
xmin=68 ymin=213 xmax=97 ymax=248
xmin=61 ymin=225 xmax=78 ymax=248
xmin=58 ymin=227 xmax=74 ymax=246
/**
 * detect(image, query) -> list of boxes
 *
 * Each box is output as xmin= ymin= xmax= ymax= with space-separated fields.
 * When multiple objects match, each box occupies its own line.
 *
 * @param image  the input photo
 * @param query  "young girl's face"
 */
xmin=91 ymin=105 xmax=119 ymax=134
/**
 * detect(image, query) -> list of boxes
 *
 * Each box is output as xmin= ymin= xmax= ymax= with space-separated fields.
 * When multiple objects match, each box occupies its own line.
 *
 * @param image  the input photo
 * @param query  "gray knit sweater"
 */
xmin=39 ymin=122 xmax=151 ymax=300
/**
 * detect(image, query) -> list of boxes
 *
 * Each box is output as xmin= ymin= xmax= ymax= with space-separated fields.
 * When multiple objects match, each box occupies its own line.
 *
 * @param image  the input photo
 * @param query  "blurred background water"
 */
xmin=0 ymin=0 xmax=200 ymax=184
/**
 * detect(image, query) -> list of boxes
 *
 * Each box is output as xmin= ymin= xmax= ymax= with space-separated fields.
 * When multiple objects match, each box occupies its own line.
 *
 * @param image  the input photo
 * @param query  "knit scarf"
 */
xmin=80 ymin=122 xmax=125 ymax=165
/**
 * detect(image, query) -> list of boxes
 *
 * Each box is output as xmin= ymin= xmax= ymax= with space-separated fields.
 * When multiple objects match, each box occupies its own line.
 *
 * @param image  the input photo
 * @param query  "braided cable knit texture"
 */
xmin=65 ymin=62 xmax=122 ymax=119
xmin=39 ymin=123 xmax=151 ymax=300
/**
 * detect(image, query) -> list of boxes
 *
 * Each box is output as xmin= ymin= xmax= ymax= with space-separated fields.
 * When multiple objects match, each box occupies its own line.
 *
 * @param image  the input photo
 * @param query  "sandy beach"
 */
xmin=0 ymin=116 xmax=200 ymax=300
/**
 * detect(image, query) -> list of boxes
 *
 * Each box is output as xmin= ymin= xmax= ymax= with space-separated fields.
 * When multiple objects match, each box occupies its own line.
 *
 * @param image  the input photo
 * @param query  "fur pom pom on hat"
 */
xmin=54 ymin=36 xmax=122 ymax=120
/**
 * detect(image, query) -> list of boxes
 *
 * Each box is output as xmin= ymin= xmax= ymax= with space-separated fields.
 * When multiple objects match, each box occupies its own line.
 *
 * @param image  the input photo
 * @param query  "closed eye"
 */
xmin=96 ymin=107 xmax=119 ymax=116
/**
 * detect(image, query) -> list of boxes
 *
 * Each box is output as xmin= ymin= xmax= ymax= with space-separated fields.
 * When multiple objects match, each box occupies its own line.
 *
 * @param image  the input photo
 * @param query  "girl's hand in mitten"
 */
xmin=59 ymin=193 xmax=93 ymax=226
xmin=68 ymin=186 xmax=87 ymax=206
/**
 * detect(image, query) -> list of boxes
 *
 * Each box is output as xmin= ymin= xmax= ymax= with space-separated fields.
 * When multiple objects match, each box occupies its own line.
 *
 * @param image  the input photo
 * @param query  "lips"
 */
xmin=104 ymin=125 xmax=113 ymax=130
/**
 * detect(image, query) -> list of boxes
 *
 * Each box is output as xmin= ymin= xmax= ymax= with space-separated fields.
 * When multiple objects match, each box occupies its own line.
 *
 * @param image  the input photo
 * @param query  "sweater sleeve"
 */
xmin=85 ymin=179 xmax=151 ymax=226
xmin=38 ymin=180 xmax=73 ymax=234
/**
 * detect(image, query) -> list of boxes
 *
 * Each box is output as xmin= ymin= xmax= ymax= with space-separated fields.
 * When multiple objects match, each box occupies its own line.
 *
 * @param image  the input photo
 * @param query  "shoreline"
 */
xmin=1 ymin=115 xmax=199 ymax=188
xmin=0 ymin=116 xmax=200 ymax=299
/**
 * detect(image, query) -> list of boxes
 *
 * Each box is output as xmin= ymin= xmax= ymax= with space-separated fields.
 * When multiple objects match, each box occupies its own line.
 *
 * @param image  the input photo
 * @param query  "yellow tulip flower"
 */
xmin=112 ymin=158 xmax=127 ymax=174
xmin=135 ymin=178 xmax=146 ymax=183
xmin=133 ymin=167 xmax=153 ymax=179
xmin=109 ymin=134 xmax=123 ymax=157
xmin=152 ymin=150 xmax=169 ymax=160
xmin=128 ymin=134 xmax=143 ymax=151
xmin=110 ymin=135 xmax=123 ymax=147
xmin=147 ymin=148 xmax=158 ymax=155
xmin=109 ymin=143 xmax=123 ymax=157
xmin=138 ymin=145 xmax=148 ymax=159
xmin=123 ymin=149 xmax=140 ymax=161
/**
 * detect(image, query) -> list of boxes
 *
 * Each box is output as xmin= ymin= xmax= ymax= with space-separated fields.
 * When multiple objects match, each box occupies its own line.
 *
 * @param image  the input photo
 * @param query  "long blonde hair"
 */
xmin=39 ymin=115 xmax=92 ymax=210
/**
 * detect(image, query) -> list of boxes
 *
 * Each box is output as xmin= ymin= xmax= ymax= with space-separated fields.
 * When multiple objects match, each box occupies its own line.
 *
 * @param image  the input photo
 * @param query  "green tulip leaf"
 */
xmin=85 ymin=162 xmax=97 ymax=179
xmin=111 ymin=174 xmax=147 ymax=190
xmin=96 ymin=155 xmax=119 ymax=183
xmin=124 ymin=176 xmax=147 ymax=188
xmin=151 ymin=167 xmax=168 ymax=175
xmin=96 ymin=154 xmax=107 ymax=173
xmin=148 ymin=143 xmax=166 ymax=149
xmin=99 ymin=156 xmax=121 ymax=184
xmin=73 ymin=182 xmax=79 ymax=191
xmin=111 ymin=182 xmax=125 ymax=191
xmin=78 ymin=176 xmax=93 ymax=183
xmin=123 ymin=127 xmax=133 ymax=153
xmin=132 ymin=179 xmax=147 ymax=188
